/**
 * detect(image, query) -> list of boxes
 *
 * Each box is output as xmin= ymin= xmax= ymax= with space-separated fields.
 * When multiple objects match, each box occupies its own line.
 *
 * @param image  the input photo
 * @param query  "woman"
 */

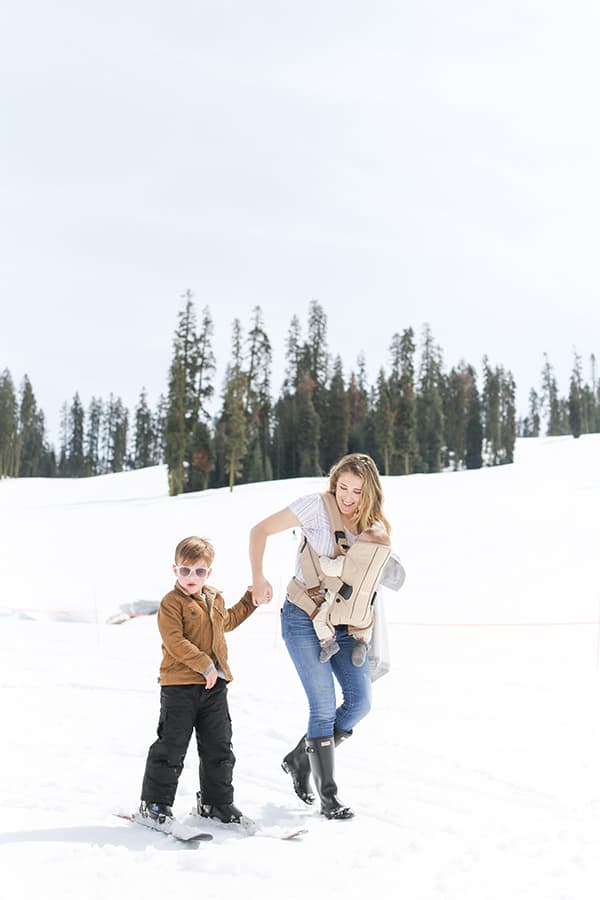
xmin=249 ymin=452 xmax=393 ymax=820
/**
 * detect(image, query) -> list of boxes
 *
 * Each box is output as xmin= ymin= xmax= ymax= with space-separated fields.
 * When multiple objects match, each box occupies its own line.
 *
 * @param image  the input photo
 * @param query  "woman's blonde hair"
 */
xmin=328 ymin=453 xmax=392 ymax=535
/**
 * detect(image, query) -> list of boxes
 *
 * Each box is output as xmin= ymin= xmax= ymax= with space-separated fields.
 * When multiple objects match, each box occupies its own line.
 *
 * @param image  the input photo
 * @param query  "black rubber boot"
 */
xmin=306 ymin=736 xmax=354 ymax=820
xmin=334 ymin=726 xmax=352 ymax=747
xmin=281 ymin=735 xmax=315 ymax=804
xmin=199 ymin=801 xmax=245 ymax=824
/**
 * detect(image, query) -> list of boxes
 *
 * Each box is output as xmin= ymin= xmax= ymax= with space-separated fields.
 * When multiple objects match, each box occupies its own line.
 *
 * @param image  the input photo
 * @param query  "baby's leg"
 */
xmin=313 ymin=594 xmax=340 ymax=662
xmin=319 ymin=555 xmax=344 ymax=577
xmin=348 ymin=623 xmax=372 ymax=667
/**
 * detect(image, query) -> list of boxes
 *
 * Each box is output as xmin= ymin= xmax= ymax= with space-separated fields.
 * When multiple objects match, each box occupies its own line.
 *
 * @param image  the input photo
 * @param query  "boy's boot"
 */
xmin=138 ymin=801 xmax=174 ymax=825
xmin=198 ymin=797 xmax=245 ymax=824
xmin=281 ymin=735 xmax=315 ymax=804
xmin=194 ymin=792 xmax=256 ymax=829
xmin=306 ymin=736 xmax=354 ymax=820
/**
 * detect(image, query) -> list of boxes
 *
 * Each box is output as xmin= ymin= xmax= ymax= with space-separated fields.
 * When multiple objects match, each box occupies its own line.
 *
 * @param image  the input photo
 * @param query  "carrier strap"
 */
xmin=286 ymin=492 xmax=350 ymax=614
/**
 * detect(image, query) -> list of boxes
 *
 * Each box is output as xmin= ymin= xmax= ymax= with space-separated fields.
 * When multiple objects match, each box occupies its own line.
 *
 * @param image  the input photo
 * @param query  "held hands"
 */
xmin=249 ymin=577 xmax=273 ymax=607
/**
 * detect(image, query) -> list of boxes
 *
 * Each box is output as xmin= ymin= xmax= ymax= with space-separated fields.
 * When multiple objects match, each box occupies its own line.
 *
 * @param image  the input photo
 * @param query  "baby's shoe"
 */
xmin=351 ymin=640 xmax=368 ymax=667
xmin=319 ymin=638 xmax=340 ymax=662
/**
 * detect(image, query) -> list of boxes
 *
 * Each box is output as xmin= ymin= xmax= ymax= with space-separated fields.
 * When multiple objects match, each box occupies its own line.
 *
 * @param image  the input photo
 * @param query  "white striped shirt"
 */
xmin=288 ymin=493 xmax=359 ymax=583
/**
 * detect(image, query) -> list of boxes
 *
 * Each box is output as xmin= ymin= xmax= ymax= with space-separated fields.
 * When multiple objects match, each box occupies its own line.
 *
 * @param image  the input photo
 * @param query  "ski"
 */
xmin=114 ymin=812 xmax=213 ymax=842
xmin=187 ymin=811 xmax=307 ymax=841
xmin=257 ymin=826 xmax=308 ymax=841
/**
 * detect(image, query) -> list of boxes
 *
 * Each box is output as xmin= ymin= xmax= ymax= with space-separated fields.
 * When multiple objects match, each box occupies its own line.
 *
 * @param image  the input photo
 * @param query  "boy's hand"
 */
xmin=250 ymin=579 xmax=273 ymax=606
xmin=204 ymin=666 xmax=218 ymax=690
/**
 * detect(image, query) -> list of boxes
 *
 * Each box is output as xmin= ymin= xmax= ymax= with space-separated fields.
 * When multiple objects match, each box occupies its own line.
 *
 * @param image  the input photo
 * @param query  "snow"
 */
xmin=1 ymin=435 xmax=600 ymax=899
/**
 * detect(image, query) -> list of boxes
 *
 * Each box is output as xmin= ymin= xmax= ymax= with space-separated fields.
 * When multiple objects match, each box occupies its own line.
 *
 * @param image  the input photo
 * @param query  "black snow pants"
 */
xmin=140 ymin=679 xmax=235 ymax=807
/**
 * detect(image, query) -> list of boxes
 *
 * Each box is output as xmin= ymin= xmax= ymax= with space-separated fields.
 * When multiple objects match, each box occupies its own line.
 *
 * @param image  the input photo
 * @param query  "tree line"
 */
xmin=1 ymin=295 xmax=598 ymax=490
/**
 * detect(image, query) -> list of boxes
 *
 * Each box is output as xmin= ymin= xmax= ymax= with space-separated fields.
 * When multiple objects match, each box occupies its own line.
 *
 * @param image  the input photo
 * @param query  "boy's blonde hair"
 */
xmin=174 ymin=536 xmax=215 ymax=566
xmin=328 ymin=453 xmax=392 ymax=536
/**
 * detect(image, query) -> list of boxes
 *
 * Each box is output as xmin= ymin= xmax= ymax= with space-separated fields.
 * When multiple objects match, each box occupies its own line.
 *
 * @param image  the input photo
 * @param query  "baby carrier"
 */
xmin=286 ymin=492 xmax=391 ymax=631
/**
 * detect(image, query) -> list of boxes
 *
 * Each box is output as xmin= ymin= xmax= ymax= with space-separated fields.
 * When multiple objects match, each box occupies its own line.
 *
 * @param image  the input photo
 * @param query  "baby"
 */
xmin=315 ymin=526 xmax=391 ymax=666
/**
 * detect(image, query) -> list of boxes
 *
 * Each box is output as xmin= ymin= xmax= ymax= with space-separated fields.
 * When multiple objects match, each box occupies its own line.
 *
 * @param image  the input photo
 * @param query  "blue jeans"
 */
xmin=280 ymin=598 xmax=372 ymax=739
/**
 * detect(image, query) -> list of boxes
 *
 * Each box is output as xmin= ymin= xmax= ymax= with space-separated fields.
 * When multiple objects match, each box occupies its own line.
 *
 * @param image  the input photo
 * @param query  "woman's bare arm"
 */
xmin=249 ymin=506 xmax=300 ymax=605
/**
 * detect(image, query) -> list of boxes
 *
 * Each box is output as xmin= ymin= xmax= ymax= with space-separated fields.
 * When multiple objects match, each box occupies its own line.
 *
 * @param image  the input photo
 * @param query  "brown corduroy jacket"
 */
xmin=156 ymin=582 xmax=256 ymax=685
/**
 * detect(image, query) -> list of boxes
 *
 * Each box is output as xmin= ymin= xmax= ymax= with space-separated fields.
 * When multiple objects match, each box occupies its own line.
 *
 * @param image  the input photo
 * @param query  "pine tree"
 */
xmin=347 ymin=355 xmax=369 ymax=453
xmin=283 ymin=315 xmax=303 ymax=390
xmin=66 ymin=393 xmax=86 ymax=477
xmin=219 ymin=319 xmax=249 ymax=491
xmin=189 ymin=419 xmax=214 ymax=490
xmin=590 ymin=354 xmax=600 ymax=432
xmin=165 ymin=295 xmax=216 ymax=491
xmin=272 ymin=317 xmax=304 ymax=479
xmin=295 ymin=373 xmax=321 ymax=476
xmin=194 ymin=305 xmax=216 ymax=420
xmin=57 ymin=401 xmax=68 ymax=476
xmin=305 ymin=300 xmax=329 ymax=467
xmin=568 ymin=351 xmax=583 ymax=439
xmin=443 ymin=364 xmax=470 ymax=470
xmin=306 ymin=300 xmax=329 ymax=406
xmin=415 ymin=324 xmax=444 ymax=473
xmin=0 ymin=369 xmax=19 ymax=477
xmin=464 ymin=368 xmax=483 ymax=469
xmin=387 ymin=333 xmax=403 ymax=473
xmin=395 ymin=328 xmax=417 ymax=475
xmin=271 ymin=391 xmax=296 ymax=479
xmin=243 ymin=306 xmax=273 ymax=483
xmin=153 ymin=394 xmax=167 ymax=465
xmin=17 ymin=375 xmax=45 ymax=476
xmin=499 ymin=370 xmax=516 ymax=463
xmin=373 ymin=369 xmax=394 ymax=475
xmin=165 ymin=350 xmax=187 ymax=495
xmin=540 ymin=354 xmax=562 ymax=435
xmin=272 ymin=316 xmax=321 ymax=478
xmin=85 ymin=397 xmax=104 ymax=475
xmin=132 ymin=389 xmax=155 ymax=469
xmin=523 ymin=388 xmax=541 ymax=437
xmin=482 ymin=357 xmax=501 ymax=464
xmin=188 ymin=305 xmax=216 ymax=487
xmin=322 ymin=356 xmax=349 ymax=470
xmin=104 ymin=394 xmax=128 ymax=472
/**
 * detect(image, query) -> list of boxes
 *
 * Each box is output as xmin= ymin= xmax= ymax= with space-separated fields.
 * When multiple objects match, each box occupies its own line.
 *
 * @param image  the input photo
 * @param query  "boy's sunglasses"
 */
xmin=176 ymin=565 xmax=209 ymax=578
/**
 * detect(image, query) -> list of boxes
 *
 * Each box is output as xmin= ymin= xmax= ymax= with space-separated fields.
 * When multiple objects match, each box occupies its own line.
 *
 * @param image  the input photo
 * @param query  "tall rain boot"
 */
xmin=334 ymin=726 xmax=352 ymax=747
xmin=306 ymin=736 xmax=354 ymax=820
xmin=281 ymin=735 xmax=314 ymax=805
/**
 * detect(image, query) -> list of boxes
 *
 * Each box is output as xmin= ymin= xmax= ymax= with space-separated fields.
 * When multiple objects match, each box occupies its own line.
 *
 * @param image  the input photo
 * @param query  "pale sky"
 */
xmin=2 ymin=1 xmax=599 ymax=444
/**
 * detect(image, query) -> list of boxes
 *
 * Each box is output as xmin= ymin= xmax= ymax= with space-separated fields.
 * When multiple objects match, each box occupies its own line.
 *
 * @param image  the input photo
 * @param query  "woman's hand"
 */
xmin=251 ymin=576 xmax=273 ymax=606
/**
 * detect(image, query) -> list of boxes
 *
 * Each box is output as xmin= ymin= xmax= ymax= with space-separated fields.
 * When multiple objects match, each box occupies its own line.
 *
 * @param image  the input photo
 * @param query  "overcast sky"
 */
xmin=2 ymin=1 xmax=599 ymax=444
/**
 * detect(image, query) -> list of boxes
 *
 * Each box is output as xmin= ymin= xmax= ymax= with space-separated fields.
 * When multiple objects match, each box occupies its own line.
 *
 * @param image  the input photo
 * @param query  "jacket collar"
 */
xmin=173 ymin=581 xmax=218 ymax=603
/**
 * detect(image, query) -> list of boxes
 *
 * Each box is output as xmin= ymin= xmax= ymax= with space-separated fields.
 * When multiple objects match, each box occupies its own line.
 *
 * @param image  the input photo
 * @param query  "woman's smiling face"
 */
xmin=334 ymin=470 xmax=363 ymax=523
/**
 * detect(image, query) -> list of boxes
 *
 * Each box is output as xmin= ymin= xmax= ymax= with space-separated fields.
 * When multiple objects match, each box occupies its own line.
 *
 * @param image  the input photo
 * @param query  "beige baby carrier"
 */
xmin=286 ymin=492 xmax=391 ymax=631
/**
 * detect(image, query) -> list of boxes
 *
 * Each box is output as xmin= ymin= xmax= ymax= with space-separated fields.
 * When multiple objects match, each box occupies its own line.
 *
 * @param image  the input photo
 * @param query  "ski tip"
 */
xmin=282 ymin=827 xmax=309 ymax=840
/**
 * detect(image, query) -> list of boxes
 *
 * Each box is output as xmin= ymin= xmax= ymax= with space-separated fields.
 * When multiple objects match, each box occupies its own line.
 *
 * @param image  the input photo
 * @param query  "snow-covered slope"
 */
xmin=1 ymin=435 xmax=599 ymax=899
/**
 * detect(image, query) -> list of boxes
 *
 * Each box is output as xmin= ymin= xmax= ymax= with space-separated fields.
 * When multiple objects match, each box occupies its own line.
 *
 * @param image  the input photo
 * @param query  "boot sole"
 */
xmin=323 ymin=807 xmax=355 ymax=820
xmin=281 ymin=760 xmax=315 ymax=805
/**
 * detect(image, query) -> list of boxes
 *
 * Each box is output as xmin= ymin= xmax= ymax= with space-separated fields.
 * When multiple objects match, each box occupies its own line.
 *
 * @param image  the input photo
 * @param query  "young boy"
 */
xmin=315 ymin=526 xmax=391 ymax=666
xmin=138 ymin=535 xmax=256 ymax=829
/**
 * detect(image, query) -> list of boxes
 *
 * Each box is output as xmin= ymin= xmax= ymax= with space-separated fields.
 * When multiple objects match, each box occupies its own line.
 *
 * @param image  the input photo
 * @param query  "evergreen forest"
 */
xmin=1 ymin=295 xmax=598 ymax=494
